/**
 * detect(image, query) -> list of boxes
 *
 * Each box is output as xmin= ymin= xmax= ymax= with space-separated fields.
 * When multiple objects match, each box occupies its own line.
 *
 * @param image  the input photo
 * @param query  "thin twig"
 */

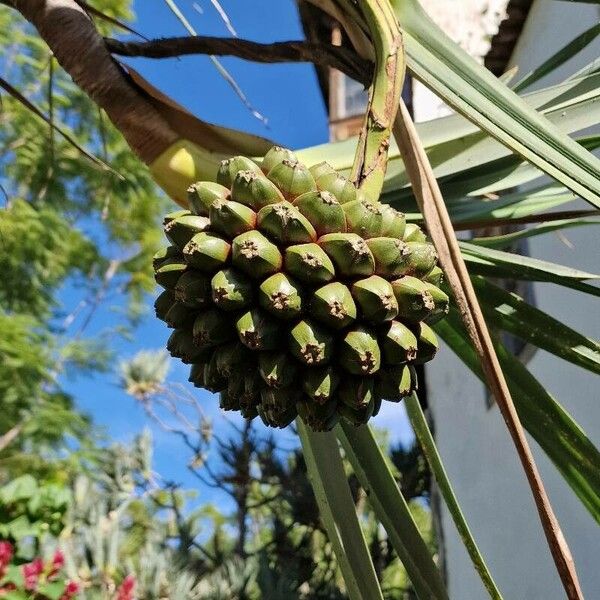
xmin=393 ymin=99 xmax=583 ymax=600
xmin=105 ymin=36 xmax=371 ymax=86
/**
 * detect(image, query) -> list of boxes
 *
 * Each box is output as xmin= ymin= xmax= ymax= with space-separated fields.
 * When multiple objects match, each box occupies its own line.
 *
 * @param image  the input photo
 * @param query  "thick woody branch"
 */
xmin=7 ymin=0 xmax=178 ymax=164
xmin=105 ymin=36 xmax=372 ymax=87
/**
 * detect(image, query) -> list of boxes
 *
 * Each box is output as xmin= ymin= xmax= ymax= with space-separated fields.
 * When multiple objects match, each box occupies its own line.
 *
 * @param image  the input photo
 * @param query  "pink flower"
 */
xmin=49 ymin=549 xmax=65 ymax=580
xmin=22 ymin=557 xmax=44 ymax=590
xmin=60 ymin=580 xmax=80 ymax=599
xmin=115 ymin=574 xmax=136 ymax=600
xmin=0 ymin=542 xmax=13 ymax=571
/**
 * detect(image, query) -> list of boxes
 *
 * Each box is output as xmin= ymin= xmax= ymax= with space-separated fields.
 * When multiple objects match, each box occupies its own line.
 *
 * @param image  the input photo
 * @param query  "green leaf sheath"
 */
xmin=404 ymin=394 xmax=503 ymax=600
xmin=435 ymin=314 xmax=600 ymax=523
xmin=297 ymin=419 xmax=384 ymax=600
xmin=351 ymin=0 xmax=404 ymax=199
xmin=337 ymin=422 xmax=449 ymax=600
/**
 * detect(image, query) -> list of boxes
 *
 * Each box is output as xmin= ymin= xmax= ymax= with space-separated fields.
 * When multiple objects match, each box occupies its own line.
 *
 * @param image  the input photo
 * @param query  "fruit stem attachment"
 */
xmin=350 ymin=0 xmax=405 ymax=201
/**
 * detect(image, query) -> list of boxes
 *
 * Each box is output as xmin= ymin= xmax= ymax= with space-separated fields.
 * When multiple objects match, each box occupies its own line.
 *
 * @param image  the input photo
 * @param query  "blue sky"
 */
xmin=65 ymin=0 xmax=414 ymax=509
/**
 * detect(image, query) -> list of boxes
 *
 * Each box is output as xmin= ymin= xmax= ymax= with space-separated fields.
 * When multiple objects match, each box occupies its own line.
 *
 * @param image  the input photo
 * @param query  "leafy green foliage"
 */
xmin=0 ymin=1 xmax=169 ymax=469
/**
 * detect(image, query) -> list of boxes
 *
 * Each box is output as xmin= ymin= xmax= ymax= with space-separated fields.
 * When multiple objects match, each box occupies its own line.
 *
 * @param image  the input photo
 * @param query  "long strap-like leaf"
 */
xmin=436 ymin=313 xmax=600 ymax=523
xmin=337 ymin=422 xmax=450 ymax=600
xmin=403 ymin=394 xmax=503 ymax=600
xmin=394 ymin=0 xmax=600 ymax=209
xmin=472 ymin=276 xmax=600 ymax=375
xmin=297 ymin=420 xmax=384 ymax=600
xmin=392 ymin=99 xmax=583 ymax=598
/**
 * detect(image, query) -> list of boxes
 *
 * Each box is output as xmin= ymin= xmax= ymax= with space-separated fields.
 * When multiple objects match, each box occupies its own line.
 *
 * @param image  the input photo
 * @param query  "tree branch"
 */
xmin=104 ymin=36 xmax=372 ymax=87
xmin=7 ymin=0 xmax=178 ymax=163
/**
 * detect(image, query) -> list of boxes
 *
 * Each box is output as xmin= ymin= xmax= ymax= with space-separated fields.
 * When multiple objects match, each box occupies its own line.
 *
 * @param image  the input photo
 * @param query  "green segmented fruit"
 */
xmin=293 ymin=190 xmax=347 ymax=236
xmin=259 ymin=352 xmax=298 ymax=388
xmin=236 ymin=309 xmax=280 ymax=350
xmin=351 ymin=276 xmax=398 ymax=323
xmin=413 ymin=322 xmax=439 ymax=364
xmin=174 ymin=271 xmax=211 ymax=309
xmin=259 ymin=273 xmax=303 ymax=320
xmin=193 ymin=309 xmax=235 ymax=347
xmin=338 ymin=376 xmax=375 ymax=410
xmin=319 ymin=233 xmax=375 ymax=278
xmin=423 ymin=265 xmax=444 ymax=287
xmin=380 ymin=321 xmax=418 ymax=364
xmin=380 ymin=206 xmax=407 ymax=239
xmin=155 ymin=258 xmax=188 ymax=289
xmin=309 ymin=282 xmax=356 ymax=330
xmin=267 ymin=159 xmax=317 ymax=201
xmin=403 ymin=223 xmax=427 ymax=243
xmin=402 ymin=242 xmax=437 ymax=278
xmin=217 ymin=156 xmax=262 ymax=188
xmin=209 ymin=199 xmax=256 ymax=238
xmin=303 ymin=366 xmax=339 ymax=403
xmin=154 ymin=289 xmax=176 ymax=321
xmin=211 ymin=268 xmax=253 ymax=311
xmin=289 ymin=319 xmax=333 ymax=366
xmin=214 ymin=342 xmax=251 ymax=378
xmin=339 ymin=327 xmax=381 ymax=375
xmin=183 ymin=233 xmax=231 ymax=272
xmin=187 ymin=181 xmax=229 ymax=216
xmin=219 ymin=389 xmax=241 ymax=411
xmin=284 ymin=243 xmax=335 ymax=285
xmin=259 ymin=387 xmax=298 ymax=428
xmin=422 ymin=283 xmax=449 ymax=324
xmin=366 ymin=237 xmax=412 ymax=277
xmin=204 ymin=354 xmax=228 ymax=392
xmin=224 ymin=370 xmax=246 ymax=410
xmin=163 ymin=209 xmax=190 ymax=228
xmin=261 ymin=146 xmax=298 ymax=174
xmin=343 ymin=200 xmax=388 ymax=238
xmin=168 ymin=330 xmax=212 ymax=364
xmin=231 ymin=170 xmax=284 ymax=210
xmin=338 ymin=399 xmax=376 ymax=426
xmin=153 ymin=246 xmax=180 ymax=270
xmin=297 ymin=397 xmax=339 ymax=431
xmin=164 ymin=301 xmax=196 ymax=329
xmin=231 ymin=230 xmax=282 ymax=279
xmin=391 ymin=276 xmax=436 ymax=322
xmin=376 ymin=365 xmax=416 ymax=401
xmin=313 ymin=171 xmax=357 ymax=204
xmin=155 ymin=146 xmax=447 ymax=431
xmin=164 ymin=214 xmax=211 ymax=250
xmin=309 ymin=161 xmax=336 ymax=181
xmin=257 ymin=201 xmax=317 ymax=244
xmin=189 ymin=362 xmax=208 ymax=387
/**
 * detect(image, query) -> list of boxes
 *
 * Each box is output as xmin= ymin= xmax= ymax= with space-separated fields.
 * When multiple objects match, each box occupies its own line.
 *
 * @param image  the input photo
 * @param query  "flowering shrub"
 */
xmin=0 ymin=541 xmax=78 ymax=599
xmin=0 ymin=541 xmax=138 ymax=599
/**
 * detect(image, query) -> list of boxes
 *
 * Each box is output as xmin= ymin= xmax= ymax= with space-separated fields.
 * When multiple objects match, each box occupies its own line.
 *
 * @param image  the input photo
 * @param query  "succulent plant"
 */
xmin=153 ymin=147 xmax=448 ymax=431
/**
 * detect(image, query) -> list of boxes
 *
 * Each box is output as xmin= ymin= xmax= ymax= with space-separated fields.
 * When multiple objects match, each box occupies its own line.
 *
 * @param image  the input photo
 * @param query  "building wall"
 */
xmin=426 ymin=1 xmax=600 ymax=597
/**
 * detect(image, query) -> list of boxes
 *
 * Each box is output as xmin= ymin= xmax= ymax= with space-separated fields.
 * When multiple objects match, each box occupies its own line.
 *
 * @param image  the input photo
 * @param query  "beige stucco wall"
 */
xmin=413 ymin=0 xmax=508 ymax=122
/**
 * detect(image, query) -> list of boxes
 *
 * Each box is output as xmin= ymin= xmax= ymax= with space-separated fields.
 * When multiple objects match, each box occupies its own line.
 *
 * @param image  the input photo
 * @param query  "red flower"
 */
xmin=115 ymin=574 xmax=136 ymax=600
xmin=22 ymin=557 xmax=44 ymax=590
xmin=60 ymin=580 xmax=80 ymax=599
